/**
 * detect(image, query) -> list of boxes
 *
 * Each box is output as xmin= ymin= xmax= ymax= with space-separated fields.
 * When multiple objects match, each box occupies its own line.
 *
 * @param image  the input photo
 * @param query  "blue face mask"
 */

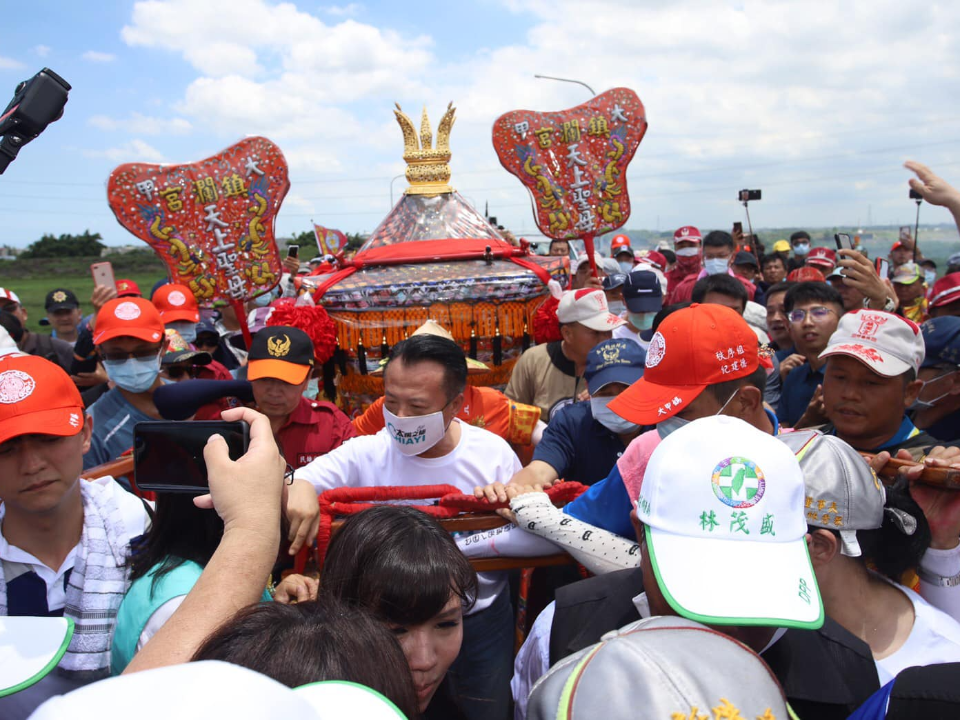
xmin=627 ymin=311 xmax=654 ymax=331
xmin=619 ymin=260 xmax=635 ymax=274
xmin=703 ymin=258 xmax=729 ymax=276
xmin=590 ymin=396 xmax=640 ymax=435
xmin=252 ymin=292 xmax=274 ymax=308
xmin=167 ymin=321 xmax=197 ymax=344
xmin=794 ymin=243 xmax=810 ymax=256
xmin=925 ymin=270 xmax=937 ymax=286
xmin=103 ymin=354 xmax=161 ymax=393
xmin=303 ymin=377 xmax=320 ymax=400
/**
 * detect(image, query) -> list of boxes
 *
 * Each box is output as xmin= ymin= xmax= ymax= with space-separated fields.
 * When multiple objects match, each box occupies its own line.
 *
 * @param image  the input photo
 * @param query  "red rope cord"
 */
xmin=299 ymin=482 xmax=589 ymax=572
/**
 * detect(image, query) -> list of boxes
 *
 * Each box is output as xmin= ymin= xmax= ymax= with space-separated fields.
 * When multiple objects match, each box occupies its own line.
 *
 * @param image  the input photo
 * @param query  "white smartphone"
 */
xmin=91 ymin=261 xmax=115 ymax=289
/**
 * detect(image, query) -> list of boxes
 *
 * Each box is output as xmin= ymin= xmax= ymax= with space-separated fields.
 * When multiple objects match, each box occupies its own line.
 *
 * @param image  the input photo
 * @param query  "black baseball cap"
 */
xmin=45 ymin=288 xmax=79 ymax=312
xmin=247 ymin=326 xmax=314 ymax=384
xmin=733 ymin=250 xmax=759 ymax=269
xmin=622 ymin=270 xmax=663 ymax=313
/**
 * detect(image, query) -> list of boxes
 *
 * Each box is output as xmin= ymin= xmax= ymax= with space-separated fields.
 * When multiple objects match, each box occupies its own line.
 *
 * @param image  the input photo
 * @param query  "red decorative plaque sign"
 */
xmin=492 ymin=88 xmax=647 ymax=241
xmin=107 ymin=136 xmax=289 ymax=305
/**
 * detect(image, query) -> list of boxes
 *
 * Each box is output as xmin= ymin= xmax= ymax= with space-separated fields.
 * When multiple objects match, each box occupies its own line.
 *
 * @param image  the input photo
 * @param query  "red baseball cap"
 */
xmin=0 ymin=355 xmax=84 ymax=445
xmin=806 ymin=247 xmax=836 ymax=270
xmin=93 ymin=298 xmax=165 ymax=345
xmin=635 ymin=249 xmax=667 ymax=271
xmin=115 ymin=279 xmax=142 ymax=298
xmin=608 ymin=304 xmax=759 ymax=425
xmin=152 ymin=284 xmax=200 ymax=323
xmin=891 ymin=241 xmax=906 ymax=252
xmin=787 ymin=266 xmax=825 ymax=283
xmin=930 ymin=273 xmax=960 ymax=308
xmin=610 ymin=234 xmax=631 ymax=252
xmin=673 ymin=226 xmax=702 ymax=245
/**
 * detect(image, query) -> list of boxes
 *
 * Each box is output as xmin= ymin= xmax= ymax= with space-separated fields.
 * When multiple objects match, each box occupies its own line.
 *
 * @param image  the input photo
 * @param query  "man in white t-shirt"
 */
xmin=0 ymin=354 xmax=149 ymax=719
xmin=287 ymin=333 xmax=520 ymax=720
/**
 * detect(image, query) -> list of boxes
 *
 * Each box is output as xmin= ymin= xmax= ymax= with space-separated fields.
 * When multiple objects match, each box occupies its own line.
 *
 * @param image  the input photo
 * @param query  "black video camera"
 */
xmin=0 ymin=67 xmax=71 ymax=175
xmin=738 ymin=189 xmax=762 ymax=202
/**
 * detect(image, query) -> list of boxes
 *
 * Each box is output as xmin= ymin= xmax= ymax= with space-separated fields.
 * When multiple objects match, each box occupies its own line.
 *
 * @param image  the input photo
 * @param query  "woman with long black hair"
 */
xmin=319 ymin=505 xmax=478 ymax=719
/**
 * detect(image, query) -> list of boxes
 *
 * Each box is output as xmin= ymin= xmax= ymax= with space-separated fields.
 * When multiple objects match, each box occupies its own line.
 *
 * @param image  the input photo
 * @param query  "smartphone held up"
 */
xmin=134 ymin=420 xmax=250 ymax=494
xmin=90 ymin=261 xmax=115 ymax=289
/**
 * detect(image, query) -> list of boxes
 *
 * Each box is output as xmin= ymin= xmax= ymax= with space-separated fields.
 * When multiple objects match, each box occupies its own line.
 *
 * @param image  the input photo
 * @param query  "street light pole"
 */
xmin=534 ymin=74 xmax=596 ymax=96
xmin=389 ymin=173 xmax=405 ymax=207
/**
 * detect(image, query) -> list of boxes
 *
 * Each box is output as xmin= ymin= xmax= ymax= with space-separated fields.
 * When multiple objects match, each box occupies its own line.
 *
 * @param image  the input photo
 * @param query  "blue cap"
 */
xmin=196 ymin=320 xmax=218 ymax=338
xmin=602 ymin=272 xmax=627 ymax=291
xmin=921 ymin=316 xmax=960 ymax=368
xmin=585 ymin=339 xmax=646 ymax=394
xmin=622 ymin=270 xmax=663 ymax=313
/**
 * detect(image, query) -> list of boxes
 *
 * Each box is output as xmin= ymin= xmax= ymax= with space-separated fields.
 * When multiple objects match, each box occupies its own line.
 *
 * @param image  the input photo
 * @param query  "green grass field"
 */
xmin=2 ymin=272 xmax=168 ymax=334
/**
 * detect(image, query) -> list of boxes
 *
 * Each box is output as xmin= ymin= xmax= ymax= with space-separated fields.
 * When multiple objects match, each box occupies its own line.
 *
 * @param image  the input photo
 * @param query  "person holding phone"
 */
xmin=82 ymin=298 xmax=169 ymax=475
xmin=0 ymin=355 xmax=150 ymax=717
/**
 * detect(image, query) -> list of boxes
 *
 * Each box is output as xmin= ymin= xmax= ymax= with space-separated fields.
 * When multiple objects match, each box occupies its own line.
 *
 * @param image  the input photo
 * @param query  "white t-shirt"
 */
xmin=876 ymin=582 xmax=960 ymax=684
xmin=0 ymin=476 xmax=149 ymax=614
xmin=612 ymin=323 xmax=650 ymax=352
xmin=295 ymin=420 xmax=522 ymax=613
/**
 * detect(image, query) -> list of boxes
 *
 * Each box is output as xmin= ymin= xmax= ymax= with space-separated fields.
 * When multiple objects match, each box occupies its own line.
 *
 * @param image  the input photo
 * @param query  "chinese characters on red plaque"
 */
xmin=106 ymin=137 xmax=289 ymax=306
xmin=492 ymin=88 xmax=647 ymax=241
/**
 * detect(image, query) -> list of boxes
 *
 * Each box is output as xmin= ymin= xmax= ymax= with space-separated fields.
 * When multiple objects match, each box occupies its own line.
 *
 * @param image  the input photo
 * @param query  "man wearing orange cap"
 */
xmin=82 ymin=298 xmax=168 ymax=472
xmin=502 ymin=304 xmax=776 ymax=539
xmin=0 ymin=355 xmax=149 ymax=710
xmin=246 ymin=326 xmax=356 ymax=469
xmin=152 ymin=284 xmax=231 ymax=382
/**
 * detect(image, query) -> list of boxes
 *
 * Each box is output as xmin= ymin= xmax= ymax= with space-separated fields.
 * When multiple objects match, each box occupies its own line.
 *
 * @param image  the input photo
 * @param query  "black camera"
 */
xmin=909 ymin=188 xmax=923 ymax=201
xmin=738 ymin=189 xmax=762 ymax=202
xmin=0 ymin=67 xmax=71 ymax=174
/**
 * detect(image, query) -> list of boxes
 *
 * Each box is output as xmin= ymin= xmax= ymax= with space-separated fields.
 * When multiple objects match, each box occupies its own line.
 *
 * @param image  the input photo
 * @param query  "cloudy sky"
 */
xmin=2 ymin=0 xmax=960 ymax=247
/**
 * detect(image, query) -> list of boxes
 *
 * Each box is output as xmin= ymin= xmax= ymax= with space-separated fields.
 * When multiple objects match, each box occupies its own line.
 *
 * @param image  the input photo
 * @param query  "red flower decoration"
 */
xmin=532 ymin=295 xmax=562 ymax=344
xmin=266 ymin=299 xmax=337 ymax=364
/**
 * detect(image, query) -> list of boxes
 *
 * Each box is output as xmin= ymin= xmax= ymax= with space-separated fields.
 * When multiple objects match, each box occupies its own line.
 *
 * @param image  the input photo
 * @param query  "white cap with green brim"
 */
xmin=29 ymin=661 xmax=407 ymax=719
xmin=636 ymin=415 xmax=824 ymax=630
xmin=0 ymin=616 xmax=73 ymax=698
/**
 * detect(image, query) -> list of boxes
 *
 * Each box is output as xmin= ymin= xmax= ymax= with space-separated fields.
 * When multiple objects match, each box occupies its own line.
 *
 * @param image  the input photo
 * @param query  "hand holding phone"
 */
xmin=287 ymin=245 xmax=299 ymax=259
xmin=134 ymin=420 xmax=250 ymax=493
xmin=834 ymin=233 xmax=851 ymax=251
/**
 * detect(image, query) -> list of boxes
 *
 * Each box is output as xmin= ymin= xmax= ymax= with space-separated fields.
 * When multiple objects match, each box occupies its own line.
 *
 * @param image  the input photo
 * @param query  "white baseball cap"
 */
xmin=556 ymin=289 xmax=626 ymax=332
xmin=0 ymin=616 xmax=73 ymax=698
xmin=29 ymin=661 xmax=406 ymax=720
xmin=637 ymin=415 xmax=824 ymax=630
xmin=819 ymin=309 xmax=925 ymax=377
xmin=0 ymin=289 xmax=20 ymax=305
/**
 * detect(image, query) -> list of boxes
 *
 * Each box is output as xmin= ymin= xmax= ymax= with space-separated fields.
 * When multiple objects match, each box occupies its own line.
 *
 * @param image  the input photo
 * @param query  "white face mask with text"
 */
xmin=382 ymin=405 xmax=448 ymax=456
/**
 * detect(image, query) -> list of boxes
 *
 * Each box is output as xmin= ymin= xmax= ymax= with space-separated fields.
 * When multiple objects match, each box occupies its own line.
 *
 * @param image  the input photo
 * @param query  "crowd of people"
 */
xmin=2 ymin=161 xmax=960 ymax=719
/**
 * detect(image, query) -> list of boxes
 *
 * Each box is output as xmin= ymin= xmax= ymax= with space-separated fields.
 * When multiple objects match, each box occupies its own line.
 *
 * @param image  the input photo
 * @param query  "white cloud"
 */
xmin=83 ymin=139 xmax=166 ymax=163
xmin=34 ymin=45 xmax=51 ymax=58
xmin=88 ymin=112 xmax=192 ymax=135
xmin=82 ymin=51 xmax=116 ymax=63
xmin=0 ymin=56 xmax=24 ymax=70
xmin=324 ymin=3 xmax=361 ymax=17
xmin=114 ymin=0 xmax=960 ymax=235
